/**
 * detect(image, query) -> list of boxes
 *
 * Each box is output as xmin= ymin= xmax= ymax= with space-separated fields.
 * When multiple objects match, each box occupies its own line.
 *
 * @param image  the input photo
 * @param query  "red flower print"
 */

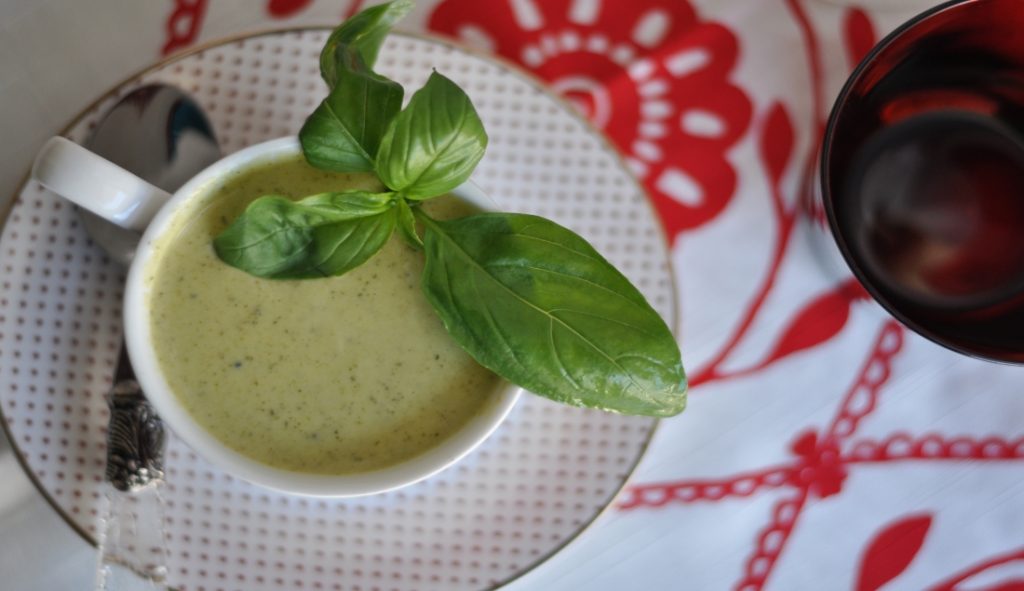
xmin=843 ymin=8 xmax=877 ymax=71
xmin=162 ymin=0 xmax=209 ymax=56
xmin=856 ymin=514 xmax=932 ymax=591
xmin=266 ymin=0 xmax=314 ymax=18
xmin=429 ymin=0 xmax=752 ymax=240
xmin=857 ymin=516 xmax=1024 ymax=591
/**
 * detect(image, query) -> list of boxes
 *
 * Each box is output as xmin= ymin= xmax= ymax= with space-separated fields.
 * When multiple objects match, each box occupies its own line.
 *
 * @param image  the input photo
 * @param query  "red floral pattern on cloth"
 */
xmin=428 ymin=0 xmax=753 ymax=240
xmin=613 ymin=1 xmax=1024 ymax=588
xmin=621 ymin=319 xmax=1024 ymax=589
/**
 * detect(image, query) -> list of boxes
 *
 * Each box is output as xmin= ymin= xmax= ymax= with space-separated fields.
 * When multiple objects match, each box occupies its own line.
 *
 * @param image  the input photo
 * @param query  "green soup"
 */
xmin=147 ymin=154 xmax=500 ymax=474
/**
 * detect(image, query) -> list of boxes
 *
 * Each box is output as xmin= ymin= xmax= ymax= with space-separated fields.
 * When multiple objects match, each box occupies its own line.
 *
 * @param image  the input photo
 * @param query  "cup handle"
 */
xmin=32 ymin=137 xmax=172 ymax=232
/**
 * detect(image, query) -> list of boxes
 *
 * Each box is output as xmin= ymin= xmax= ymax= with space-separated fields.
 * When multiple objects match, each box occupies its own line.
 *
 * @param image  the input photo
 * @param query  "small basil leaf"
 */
xmin=376 ymin=72 xmax=487 ymax=199
xmin=418 ymin=212 xmax=687 ymax=417
xmin=300 ymin=66 xmax=404 ymax=173
xmin=277 ymin=210 xmax=396 ymax=279
xmin=320 ymin=0 xmax=414 ymax=87
xmin=213 ymin=196 xmax=318 ymax=278
xmin=395 ymin=198 xmax=422 ymax=249
xmin=213 ymin=191 xmax=395 ymax=279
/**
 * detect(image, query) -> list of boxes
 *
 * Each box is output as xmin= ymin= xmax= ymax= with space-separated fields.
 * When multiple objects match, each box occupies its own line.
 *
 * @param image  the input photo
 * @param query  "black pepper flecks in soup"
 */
xmin=147 ymin=154 xmax=501 ymax=474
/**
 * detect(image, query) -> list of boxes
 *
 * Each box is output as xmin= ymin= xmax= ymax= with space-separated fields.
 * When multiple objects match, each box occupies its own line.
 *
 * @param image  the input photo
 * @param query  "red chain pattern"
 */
xmin=825 ymin=321 xmax=903 ymax=441
xmin=623 ymin=305 xmax=1024 ymax=590
xmin=618 ymin=465 xmax=794 ymax=509
xmin=846 ymin=434 xmax=1024 ymax=463
xmin=620 ymin=319 xmax=906 ymax=589
xmin=621 ymin=321 xmax=904 ymax=506
xmin=735 ymin=490 xmax=809 ymax=591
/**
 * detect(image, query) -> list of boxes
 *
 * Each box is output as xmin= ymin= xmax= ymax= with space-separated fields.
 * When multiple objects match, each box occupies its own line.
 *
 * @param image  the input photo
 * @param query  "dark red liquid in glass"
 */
xmin=824 ymin=0 xmax=1024 ymax=362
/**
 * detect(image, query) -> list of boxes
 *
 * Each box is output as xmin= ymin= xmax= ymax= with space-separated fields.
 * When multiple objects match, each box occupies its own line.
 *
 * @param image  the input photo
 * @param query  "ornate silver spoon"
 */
xmin=82 ymin=83 xmax=220 ymax=590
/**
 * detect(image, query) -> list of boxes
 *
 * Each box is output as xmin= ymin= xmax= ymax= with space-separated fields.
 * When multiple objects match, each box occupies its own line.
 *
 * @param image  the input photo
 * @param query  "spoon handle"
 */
xmin=94 ymin=485 xmax=170 ymax=590
xmin=105 ymin=373 xmax=165 ymax=492
xmin=94 ymin=367 xmax=170 ymax=590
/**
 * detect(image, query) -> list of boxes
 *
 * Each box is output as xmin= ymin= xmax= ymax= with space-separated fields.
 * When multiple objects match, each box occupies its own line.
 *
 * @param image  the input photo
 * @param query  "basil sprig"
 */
xmin=213 ymin=1 xmax=687 ymax=417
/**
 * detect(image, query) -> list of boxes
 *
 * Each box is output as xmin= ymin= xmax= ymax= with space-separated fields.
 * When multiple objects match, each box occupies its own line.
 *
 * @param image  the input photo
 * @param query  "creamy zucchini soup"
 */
xmin=146 ymin=155 xmax=500 ymax=474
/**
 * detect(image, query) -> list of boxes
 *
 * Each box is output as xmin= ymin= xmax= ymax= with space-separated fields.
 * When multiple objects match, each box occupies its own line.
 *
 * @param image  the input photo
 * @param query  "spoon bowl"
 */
xmin=83 ymin=84 xmax=221 ymax=264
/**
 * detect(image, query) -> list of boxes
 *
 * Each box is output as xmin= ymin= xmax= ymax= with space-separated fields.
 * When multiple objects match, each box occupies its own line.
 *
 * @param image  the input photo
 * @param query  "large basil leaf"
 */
xmin=418 ymin=212 xmax=687 ymax=417
xmin=375 ymin=72 xmax=487 ymax=199
xmin=213 ymin=191 xmax=396 ymax=278
xmin=319 ymin=0 xmax=413 ymax=87
xmin=300 ymin=66 xmax=403 ymax=173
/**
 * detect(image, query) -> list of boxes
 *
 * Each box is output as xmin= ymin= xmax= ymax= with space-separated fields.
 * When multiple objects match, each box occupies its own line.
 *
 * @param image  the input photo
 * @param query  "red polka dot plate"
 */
xmin=0 ymin=30 xmax=675 ymax=591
